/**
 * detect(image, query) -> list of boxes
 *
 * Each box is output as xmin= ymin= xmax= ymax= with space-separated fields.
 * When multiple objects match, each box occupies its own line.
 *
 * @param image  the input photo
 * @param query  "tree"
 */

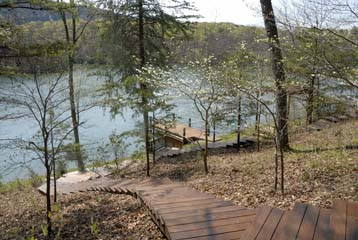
xmin=222 ymin=42 xmax=259 ymax=152
xmin=108 ymin=131 xmax=130 ymax=170
xmin=0 ymin=72 xmax=78 ymax=237
xmin=165 ymin=57 xmax=225 ymax=174
xmin=57 ymin=0 xmax=96 ymax=172
xmin=277 ymin=0 xmax=342 ymax=124
xmin=222 ymin=73 xmax=285 ymax=194
xmin=320 ymin=0 xmax=358 ymax=89
xmin=260 ymin=0 xmax=289 ymax=149
xmin=99 ymin=0 xmax=195 ymax=176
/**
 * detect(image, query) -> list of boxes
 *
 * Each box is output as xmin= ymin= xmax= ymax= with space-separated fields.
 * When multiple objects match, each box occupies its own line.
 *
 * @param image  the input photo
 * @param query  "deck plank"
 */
xmin=167 ymin=215 xmax=255 ymax=233
xmin=185 ymin=231 xmax=246 ymax=240
xmin=240 ymin=206 xmax=272 ymax=240
xmin=346 ymin=201 xmax=358 ymax=240
xmin=313 ymin=208 xmax=332 ymax=240
xmin=162 ymin=206 xmax=248 ymax=220
xmin=271 ymin=203 xmax=307 ymax=240
xmin=331 ymin=199 xmax=347 ymax=240
xmin=157 ymin=201 xmax=235 ymax=214
xmin=165 ymin=209 xmax=256 ymax=226
xmin=296 ymin=205 xmax=320 ymax=240
xmin=170 ymin=222 xmax=250 ymax=240
xmin=255 ymin=208 xmax=284 ymax=240
xmin=154 ymin=198 xmax=224 ymax=210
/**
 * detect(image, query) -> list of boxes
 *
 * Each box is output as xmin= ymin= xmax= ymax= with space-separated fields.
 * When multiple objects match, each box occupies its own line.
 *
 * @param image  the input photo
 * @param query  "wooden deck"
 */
xmin=156 ymin=123 xmax=221 ymax=143
xmin=39 ymin=177 xmax=358 ymax=239
xmin=242 ymin=200 xmax=358 ymax=240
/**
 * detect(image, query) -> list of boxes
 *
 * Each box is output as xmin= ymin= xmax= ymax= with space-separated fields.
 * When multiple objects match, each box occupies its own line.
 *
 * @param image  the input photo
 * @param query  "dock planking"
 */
xmin=241 ymin=200 xmax=358 ymax=240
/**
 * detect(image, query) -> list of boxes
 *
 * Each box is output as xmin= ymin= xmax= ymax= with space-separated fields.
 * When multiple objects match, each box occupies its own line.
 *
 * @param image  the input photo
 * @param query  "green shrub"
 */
xmin=28 ymin=169 xmax=43 ymax=188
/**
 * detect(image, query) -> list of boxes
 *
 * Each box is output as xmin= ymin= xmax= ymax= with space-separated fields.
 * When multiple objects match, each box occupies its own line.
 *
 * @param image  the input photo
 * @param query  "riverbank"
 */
xmin=1 ymin=119 xmax=357 ymax=239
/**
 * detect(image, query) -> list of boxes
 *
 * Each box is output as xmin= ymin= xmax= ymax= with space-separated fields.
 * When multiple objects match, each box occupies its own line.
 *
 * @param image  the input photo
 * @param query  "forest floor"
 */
xmin=0 ymin=119 xmax=357 ymax=239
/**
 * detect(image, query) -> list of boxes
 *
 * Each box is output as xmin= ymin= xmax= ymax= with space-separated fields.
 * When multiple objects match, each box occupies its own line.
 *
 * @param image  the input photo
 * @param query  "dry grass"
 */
xmin=0 ymin=188 xmax=164 ymax=239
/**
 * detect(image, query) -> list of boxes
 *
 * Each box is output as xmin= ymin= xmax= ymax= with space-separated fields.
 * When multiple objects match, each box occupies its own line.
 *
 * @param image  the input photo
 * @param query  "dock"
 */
xmin=155 ymin=123 xmax=221 ymax=146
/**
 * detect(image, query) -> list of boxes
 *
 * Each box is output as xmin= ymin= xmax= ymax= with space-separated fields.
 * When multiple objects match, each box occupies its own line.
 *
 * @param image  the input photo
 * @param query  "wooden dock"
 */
xmin=39 ymin=177 xmax=358 ymax=239
xmin=156 ymin=123 xmax=221 ymax=143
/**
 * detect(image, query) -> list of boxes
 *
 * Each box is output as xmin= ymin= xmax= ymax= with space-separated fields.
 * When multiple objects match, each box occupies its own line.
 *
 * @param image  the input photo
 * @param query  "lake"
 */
xmin=0 ymin=69 xmax=309 ymax=182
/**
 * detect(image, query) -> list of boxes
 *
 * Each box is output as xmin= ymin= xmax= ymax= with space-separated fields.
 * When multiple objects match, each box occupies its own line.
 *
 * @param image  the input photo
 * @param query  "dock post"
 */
xmin=151 ymin=112 xmax=156 ymax=164
xmin=183 ymin=128 xmax=186 ymax=144
xmin=189 ymin=118 xmax=191 ymax=127
xmin=164 ymin=126 xmax=168 ymax=147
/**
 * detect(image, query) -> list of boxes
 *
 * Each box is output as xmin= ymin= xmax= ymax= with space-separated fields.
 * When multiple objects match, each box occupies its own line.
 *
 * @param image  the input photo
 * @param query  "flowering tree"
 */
xmin=163 ymin=57 xmax=226 ymax=174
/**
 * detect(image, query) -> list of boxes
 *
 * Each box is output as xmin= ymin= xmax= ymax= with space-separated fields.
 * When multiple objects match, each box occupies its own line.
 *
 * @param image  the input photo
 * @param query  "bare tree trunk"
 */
xmin=204 ymin=110 xmax=209 ymax=174
xmin=68 ymin=52 xmax=84 ymax=171
xmin=138 ymin=0 xmax=150 ymax=177
xmin=213 ymin=122 xmax=216 ymax=143
xmin=51 ymin=133 xmax=57 ymax=203
xmin=44 ymin=145 xmax=52 ymax=237
xmin=236 ymin=88 xmax=285 ymax=194
xmin=260 ymin=0 xmax=289 ymax=150
xmin=306 ymin=75 xmax=315 ymax=125
xmin=52 ymin=157 xmax=57 ymax=203
xmin=152 ymin=112 xmax=156 ymax=165
xmin=237 ymin=97 xmax=242 ymax=152
xmin=256 ymin=99 xmax=261 ymax=152
xmin=273 ymin=136 xmax=278 ymax=192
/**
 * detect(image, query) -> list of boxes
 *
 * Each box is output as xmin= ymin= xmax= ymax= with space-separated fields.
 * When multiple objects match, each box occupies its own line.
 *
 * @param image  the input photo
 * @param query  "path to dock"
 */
xmin=39 ymin=177 xmax=358 ymax=240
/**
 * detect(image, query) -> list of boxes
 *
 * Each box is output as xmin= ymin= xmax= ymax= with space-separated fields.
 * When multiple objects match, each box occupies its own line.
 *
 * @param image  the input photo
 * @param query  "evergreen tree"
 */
xmin=100 ymin=0 xmax=195 ymax=176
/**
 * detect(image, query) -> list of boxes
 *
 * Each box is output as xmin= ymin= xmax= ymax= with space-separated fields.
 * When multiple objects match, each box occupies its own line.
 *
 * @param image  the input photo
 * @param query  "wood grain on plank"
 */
xmin=255 ymin=208 xmax=284 ymax=240
xmin=313 ymin=208 xmax=332 ymax=240
xmin=170 ymin=222 xmax=250 ymax=240
xmin=165 ymin=209 xmax=256 ymax=226
xmin=296 ymin=205 xmax=320 ymax=240
xmin=162 ymin=205 xmax=248 ymax=220
xmin=167 ymin=215 xmax=255 ymax=233
xmin=240 ymin=206 xmax=272 ymax=240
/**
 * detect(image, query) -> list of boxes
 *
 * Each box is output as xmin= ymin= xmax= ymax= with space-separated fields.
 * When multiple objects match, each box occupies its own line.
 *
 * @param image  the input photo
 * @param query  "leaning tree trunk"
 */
xmin=260 ymin=0 xmax=289 ymax=150
xmin=138 ymin=0 xmax=150 ymax=177
xmin=60 ymin=4 xmax=85 ymax=172
xmin=68 ymin=52 xmax=85 ymax=171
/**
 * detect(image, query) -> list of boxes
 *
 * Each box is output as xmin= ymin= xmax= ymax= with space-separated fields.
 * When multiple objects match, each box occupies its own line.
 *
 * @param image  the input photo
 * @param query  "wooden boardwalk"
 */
xmin=39 ymin=177 xmax=358 ymax=239
xmin=87 ymin=178 xmax=257 ymax=239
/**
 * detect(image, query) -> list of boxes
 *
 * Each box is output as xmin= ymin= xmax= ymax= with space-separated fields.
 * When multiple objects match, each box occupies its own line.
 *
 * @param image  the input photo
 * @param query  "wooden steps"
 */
xmin=308 ymin=114 xmax=354 ymax=132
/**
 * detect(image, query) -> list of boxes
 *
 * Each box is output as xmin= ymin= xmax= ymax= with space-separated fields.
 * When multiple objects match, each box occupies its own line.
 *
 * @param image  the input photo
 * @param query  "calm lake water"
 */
xmin=0 ymin=69 xmax=312 ymax=182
